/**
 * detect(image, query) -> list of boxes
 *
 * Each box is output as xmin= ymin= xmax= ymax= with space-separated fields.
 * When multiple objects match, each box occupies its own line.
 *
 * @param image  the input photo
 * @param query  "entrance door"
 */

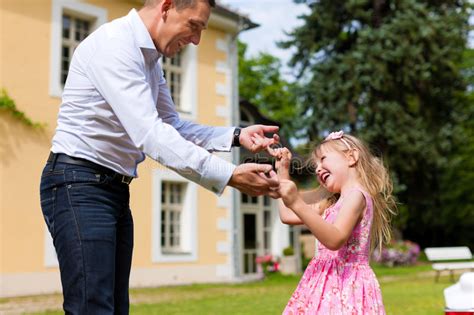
xmin=241 ymin=194 xmax=274 ymax=275
xmin=242 ymin=212 xmax=258 ymax=274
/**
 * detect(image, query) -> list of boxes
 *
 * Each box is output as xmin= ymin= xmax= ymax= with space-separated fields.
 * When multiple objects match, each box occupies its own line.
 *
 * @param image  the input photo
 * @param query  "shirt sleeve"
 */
xmin=85 ymin=39 xmax=235 ymax=195
xmin=153 ymin=74 xmax=235 ymax=152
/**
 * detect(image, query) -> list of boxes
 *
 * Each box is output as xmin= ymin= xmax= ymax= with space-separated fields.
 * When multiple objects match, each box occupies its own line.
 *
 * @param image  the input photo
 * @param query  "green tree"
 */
xmin=438 ymin=49 xmax=474 ymax=248
xmin=238 ymin=41 xmax=299 ymax=139
xmin=281 ymin=0 xmax=473 ymax=247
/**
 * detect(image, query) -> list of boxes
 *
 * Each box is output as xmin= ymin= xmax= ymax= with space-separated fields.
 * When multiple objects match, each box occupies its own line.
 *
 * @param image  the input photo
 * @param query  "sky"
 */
xmin=218 ymin=0 xmax=310 ymax=78
xmin=471 ymin=0 xmax=474 ymax=48
xmin=219 ymin=1 xmax=474 ymax=57
xmin=218 ymin=1 xmax=473 ymax=84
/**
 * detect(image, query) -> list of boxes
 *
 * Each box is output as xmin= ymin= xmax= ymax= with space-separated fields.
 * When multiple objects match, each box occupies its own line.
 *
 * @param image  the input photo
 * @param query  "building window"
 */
xmin=160 ymin=181 xmax=185 ymax=253
xmin=49 ymin=0 xmax=107 ymax=98
xmin=241 ymin=193 xmax=258 ymax=205
xmin=61 ymin=15 xmax=91 ymax=85
xmin=159 ymin=46 xmax=197 ymax=118
xmin=162 ymin=53 xmax=183 ymax=111
xmin=152 ymin=169 xmax=197 ymax=263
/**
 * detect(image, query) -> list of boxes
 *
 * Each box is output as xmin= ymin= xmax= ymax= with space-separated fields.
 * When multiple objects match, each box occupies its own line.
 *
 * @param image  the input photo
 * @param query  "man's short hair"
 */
xmin=144 ymin=0 xmax=216 ymax=9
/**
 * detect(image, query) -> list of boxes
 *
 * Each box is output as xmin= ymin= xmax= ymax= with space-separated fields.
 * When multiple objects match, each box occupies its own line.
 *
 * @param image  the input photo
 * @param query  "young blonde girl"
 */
xmin=272 ymin=131 xmax=396 ymax=315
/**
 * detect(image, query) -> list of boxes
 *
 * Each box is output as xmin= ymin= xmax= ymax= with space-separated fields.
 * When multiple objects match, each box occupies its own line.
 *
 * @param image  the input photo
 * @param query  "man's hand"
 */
xmin=240 ymin=125 xmax=280 ymax=153
xmin=228 ymin=163 xmax=280 ymax=198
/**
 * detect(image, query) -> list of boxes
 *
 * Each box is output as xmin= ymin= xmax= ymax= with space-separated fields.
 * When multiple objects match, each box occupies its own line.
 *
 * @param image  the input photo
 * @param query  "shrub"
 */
xmin=372 ymin=240 xmax=420 ymax=267
xmin=283 ymin=246 xmax=294 ymax=256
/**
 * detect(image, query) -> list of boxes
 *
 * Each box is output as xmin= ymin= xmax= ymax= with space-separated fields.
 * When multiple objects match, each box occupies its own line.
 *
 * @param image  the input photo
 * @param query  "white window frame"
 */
xmin=44 ymin=228 xmax=59 ymax=268
xmin=262 ymin=196 xmax=272 ymax=254
xmin=152 ymin=169 xmax=198 ymax=263
xmin=160 ymin=46 xmax=198 ymax=120
xmin=49 ymin=0 xmax=107 ymax=98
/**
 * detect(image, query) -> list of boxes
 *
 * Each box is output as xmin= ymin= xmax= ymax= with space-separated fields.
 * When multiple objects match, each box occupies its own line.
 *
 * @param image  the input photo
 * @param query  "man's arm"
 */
xmin=154 ymin=79 xmax=279 ymax=154
xmin=152 ymin=78 xmax=281 ymax=197
xmin=86 ymin=39 xmax=279 ymax=196
xmin=152 ymin=80 xmax=235 ymax=152
xmin=86 ymin=39 xmax=234 ymax=194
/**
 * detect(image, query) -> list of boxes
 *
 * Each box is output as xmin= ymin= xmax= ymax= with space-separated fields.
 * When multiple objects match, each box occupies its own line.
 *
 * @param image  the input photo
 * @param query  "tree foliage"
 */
xmin=438 ymin=49 xmax=474 ymax=247
xmin=238 ymin=41 xmax=300 ymax=139
xmin=281 ymin=0 xmax=473 ymax=247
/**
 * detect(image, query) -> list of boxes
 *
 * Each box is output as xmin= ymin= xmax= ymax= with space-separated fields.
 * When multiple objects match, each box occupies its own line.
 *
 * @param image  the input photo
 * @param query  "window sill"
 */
xmin=161 ymin=251 xmax=192 ymax=256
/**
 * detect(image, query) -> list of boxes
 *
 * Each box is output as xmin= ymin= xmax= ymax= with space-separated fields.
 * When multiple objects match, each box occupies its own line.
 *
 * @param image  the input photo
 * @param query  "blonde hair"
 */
xmin=311 ymin=134 xmax=397 ymax=253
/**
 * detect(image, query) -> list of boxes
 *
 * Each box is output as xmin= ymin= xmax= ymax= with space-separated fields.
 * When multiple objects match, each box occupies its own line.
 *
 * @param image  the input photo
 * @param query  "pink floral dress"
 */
xmin=283 ymin=188 xmax=385 ymax=314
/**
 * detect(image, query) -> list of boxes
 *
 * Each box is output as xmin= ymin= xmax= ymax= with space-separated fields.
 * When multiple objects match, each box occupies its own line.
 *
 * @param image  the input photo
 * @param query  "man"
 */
xmin=39 ymin=0 xmax=280 ymax=314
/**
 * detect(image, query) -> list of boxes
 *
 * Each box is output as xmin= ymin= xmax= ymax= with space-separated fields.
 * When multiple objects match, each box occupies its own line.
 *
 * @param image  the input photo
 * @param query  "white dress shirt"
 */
xmin=52 ymin=9 xmax=236 ymax=194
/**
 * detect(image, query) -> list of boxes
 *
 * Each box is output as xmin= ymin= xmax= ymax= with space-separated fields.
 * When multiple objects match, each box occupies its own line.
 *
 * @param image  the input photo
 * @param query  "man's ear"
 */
xmin=161 ymin=0 xmax=173 ymax=18
xmin=347 ymin=149 xmax=359 ymax=167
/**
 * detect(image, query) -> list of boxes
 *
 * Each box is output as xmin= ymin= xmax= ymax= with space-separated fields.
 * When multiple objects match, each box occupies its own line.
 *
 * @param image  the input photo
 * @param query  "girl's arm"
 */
xmin=272 ymin=146 xmax=301 ymax=223
xmin=280 ymin=180 xmax=366 ymax=250
xmin=278 ymin=189 xmax=326 ymax=225
xmin=272 ymin=146 xmax=327 ymax=224
xmin=273 ymin=146 xmax=303 ymax=224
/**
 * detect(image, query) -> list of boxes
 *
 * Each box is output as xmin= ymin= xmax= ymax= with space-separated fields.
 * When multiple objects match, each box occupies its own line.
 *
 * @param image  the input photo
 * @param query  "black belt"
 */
xmin=47 ymin=152 xmax=133 ymax=185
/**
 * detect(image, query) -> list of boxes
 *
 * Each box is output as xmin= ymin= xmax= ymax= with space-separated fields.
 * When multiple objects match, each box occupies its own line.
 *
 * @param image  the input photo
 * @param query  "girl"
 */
xmin=274 ymin=131 xmax=396 ymax=314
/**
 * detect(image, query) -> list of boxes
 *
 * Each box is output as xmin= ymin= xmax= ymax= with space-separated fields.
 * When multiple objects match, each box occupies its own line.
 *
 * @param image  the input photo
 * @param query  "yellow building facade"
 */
xmin=0 ymin=0 xmax=294 ymax=298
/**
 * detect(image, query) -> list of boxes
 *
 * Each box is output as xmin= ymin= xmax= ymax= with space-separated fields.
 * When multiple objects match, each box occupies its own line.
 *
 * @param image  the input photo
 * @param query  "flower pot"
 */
xmin=280 ymin=255 xmax=298 ymax=275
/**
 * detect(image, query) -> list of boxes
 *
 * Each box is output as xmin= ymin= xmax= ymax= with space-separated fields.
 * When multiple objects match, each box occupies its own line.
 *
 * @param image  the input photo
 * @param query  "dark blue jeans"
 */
xmin=40 ymin=160 xmax=133 ymax=315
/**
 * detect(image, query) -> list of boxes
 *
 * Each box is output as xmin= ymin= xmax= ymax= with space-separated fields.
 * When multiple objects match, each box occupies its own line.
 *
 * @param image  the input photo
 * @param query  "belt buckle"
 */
xmin=121 ymin=175 xmax=132 ymax=185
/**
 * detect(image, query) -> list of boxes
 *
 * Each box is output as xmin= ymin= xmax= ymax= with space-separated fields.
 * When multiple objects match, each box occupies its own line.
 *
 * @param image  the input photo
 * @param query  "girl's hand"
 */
xmin=249 ymin=133 xmax=291 ymax=179
xmin=274 ymin=147 xmax=292 ymax=180
xmin=279 ymin=179 xmax=300 ymax=208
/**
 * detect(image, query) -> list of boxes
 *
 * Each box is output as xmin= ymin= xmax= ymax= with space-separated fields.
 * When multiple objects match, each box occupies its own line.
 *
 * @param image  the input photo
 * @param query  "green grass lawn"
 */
xmin=9 ymin=263 xmax=455 ymax=314
xmin=374 ymin=264 xmax=447 ymax=315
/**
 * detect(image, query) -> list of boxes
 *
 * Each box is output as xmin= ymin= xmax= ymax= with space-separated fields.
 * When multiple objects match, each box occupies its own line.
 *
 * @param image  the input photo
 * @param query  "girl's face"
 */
xmin=315 ymin=147 xmax=351 ymax=193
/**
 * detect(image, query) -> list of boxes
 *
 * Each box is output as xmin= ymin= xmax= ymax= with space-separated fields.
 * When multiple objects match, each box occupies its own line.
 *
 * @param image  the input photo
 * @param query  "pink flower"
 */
xmin=256 ymin=254 xmax=273 ymax=264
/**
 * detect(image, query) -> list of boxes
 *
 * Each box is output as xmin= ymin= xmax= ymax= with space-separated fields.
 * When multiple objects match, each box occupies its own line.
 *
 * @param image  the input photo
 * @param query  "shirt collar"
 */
xmin=127 ymin=9 xmax=161 ymax=60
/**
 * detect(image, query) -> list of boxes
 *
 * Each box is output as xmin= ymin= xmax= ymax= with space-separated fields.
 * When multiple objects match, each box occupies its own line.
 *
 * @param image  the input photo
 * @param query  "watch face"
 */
xmin=233 ymin=128 xmax=241 ymax=146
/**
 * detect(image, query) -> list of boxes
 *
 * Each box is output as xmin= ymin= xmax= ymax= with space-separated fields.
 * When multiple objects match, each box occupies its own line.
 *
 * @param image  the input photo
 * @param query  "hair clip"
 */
xmin=324 ymin=130 xmax=351 ymax=150
xmin=325 ymin=131 xmax=344 ymax=141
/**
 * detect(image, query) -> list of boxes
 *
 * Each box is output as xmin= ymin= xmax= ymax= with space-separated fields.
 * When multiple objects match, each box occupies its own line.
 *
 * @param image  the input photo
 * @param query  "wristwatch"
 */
xmin=232 ymin=127 xmax=241 ymax=147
